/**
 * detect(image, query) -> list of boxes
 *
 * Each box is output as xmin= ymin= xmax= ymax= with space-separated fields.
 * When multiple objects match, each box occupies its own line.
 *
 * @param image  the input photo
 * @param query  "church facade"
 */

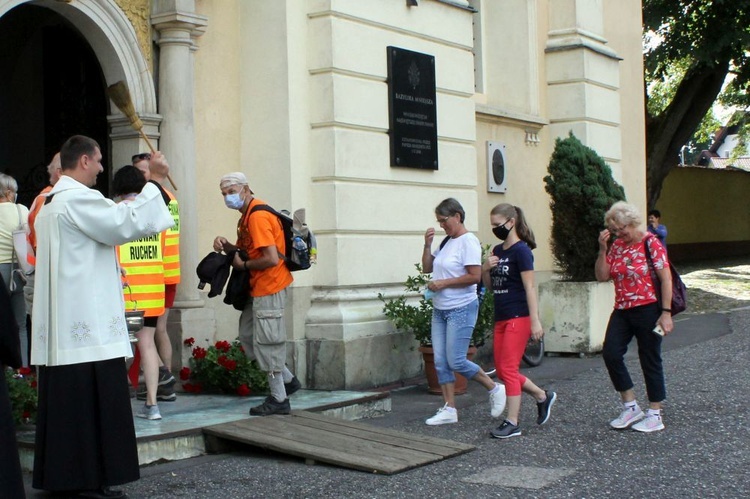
xmin=0 ymin=0 xmax=646 ymax=388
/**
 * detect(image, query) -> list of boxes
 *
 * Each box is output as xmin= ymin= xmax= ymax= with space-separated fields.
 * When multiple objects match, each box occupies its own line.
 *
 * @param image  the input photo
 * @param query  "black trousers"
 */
xmin=33 ymin=357 xmax=140 ymax=492
xmin=602 ymin=302 xmax=666 ymax=403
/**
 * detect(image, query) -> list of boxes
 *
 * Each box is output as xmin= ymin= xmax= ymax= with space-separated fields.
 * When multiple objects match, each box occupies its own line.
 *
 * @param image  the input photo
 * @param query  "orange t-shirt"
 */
xmin=236 ymin=197 xmax=293 ymax=297
xmin=28 ymin=185 xmax=53 ymax=252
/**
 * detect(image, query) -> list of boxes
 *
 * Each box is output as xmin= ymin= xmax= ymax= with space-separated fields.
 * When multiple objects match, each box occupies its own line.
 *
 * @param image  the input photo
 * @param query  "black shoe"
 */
xmin=136 ymin=381 xmax=177 ymax=402
xmin=76 ymin=486 xmax=126 ymax=498
xmin=490 ymin=420 xmax=522 ymax=439
xmin=285 ymin=376 xmax=302 ymax=396
xmin=249 ymin=396 xmax=291 ymax=416
xmin=536 ymin=390 xmax=557 ymax=425
xmin=158 ymin=368 xmax=175 ymax=386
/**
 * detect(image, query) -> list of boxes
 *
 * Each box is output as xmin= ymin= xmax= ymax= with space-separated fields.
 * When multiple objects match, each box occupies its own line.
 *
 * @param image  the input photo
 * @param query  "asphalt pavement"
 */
xmin=24 ymin=307 xmax=750 ymax=498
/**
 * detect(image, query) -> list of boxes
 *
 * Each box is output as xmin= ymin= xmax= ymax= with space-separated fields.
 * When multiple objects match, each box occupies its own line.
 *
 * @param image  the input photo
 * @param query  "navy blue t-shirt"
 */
xmin=490 ymin=241 xmax=534 ymax=321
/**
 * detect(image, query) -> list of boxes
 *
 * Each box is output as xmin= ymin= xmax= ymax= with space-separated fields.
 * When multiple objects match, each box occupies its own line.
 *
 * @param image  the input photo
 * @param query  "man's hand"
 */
xmin=213 ymin=236 xmax=229 ymax=252
xmin=150 ymin=151 xmax=169 ymax=173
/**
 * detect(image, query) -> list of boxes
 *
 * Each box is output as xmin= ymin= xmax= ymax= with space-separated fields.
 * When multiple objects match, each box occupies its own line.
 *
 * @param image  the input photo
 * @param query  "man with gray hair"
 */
xmin=213 ymin=172 xmax=301 ymax=416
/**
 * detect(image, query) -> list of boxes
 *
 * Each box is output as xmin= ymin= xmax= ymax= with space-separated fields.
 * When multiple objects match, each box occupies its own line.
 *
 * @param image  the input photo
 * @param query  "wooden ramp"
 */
xmin=203 ymin=410 xmax=475 ymax=475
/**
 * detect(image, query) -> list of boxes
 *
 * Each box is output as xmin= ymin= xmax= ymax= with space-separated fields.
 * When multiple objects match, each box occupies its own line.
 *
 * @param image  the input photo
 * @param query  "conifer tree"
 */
xmin=543 ymin=133 xmax=625 ymax=281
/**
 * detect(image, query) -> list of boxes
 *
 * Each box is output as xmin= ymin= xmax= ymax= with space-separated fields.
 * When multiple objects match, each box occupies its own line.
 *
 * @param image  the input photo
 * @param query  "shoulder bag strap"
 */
xmin=438 ymin=236 xmax=450 ymax=251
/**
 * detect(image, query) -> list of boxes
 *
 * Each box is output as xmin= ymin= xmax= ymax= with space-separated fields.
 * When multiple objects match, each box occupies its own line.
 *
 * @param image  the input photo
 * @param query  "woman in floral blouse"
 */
xmin=595 ymin=201 xmax=673 ymax=433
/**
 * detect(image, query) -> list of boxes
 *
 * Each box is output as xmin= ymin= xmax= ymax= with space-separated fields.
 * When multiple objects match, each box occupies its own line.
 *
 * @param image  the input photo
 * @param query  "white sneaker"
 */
xmin=425 ymin=404 xmax=458 ymax=426
xmin=632 ymin=413 xmax=665 ymax=433
xmin=489 ymin=383 xmax=507 ymax=418
xmin=610 ymin=404 xmax=644 ymax=429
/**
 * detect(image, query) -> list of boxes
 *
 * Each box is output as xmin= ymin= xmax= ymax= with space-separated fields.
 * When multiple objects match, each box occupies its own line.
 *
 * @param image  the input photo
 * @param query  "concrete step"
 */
xmin=16 ymin=389 xmax=391 ymax=471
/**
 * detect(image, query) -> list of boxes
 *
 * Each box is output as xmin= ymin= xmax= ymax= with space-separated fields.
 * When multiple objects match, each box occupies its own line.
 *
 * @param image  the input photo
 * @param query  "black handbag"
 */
xmin=644 ymin=236 xmax=687 ymax=315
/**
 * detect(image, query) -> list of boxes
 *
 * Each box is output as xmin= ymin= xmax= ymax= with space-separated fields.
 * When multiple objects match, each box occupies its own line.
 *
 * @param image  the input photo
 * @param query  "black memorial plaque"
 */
xmin=387 ymin=46 xmax=438 ymax=169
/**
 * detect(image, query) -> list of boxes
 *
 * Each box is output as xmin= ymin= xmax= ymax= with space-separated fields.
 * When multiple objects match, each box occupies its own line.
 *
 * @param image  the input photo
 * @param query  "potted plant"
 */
xmin=379 ymin=258 xmax=493 ymax=394
xmin=541 ymin=132 xmax=626 ymax=353
xmin=5 ymin=367 xmax=37 ymax=427
xmin=180 ymin=338 xmax=269 ymax=395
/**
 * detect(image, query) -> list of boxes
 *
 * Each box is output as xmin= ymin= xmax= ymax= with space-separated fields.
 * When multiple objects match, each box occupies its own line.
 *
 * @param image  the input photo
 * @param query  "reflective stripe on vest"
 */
xmin=118 ymin=233 xmax=165 ymax=317
xmin=163 ymin=191 xmax=180 ymax=284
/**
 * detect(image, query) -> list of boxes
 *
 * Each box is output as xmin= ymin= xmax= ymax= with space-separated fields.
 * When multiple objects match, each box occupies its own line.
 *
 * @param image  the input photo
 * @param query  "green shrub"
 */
xmin=543 ymin=133 xmax=626 ymax=281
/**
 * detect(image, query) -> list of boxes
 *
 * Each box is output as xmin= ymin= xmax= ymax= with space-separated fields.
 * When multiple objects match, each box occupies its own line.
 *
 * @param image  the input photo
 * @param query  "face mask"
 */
xmin=224 ymin=192 xmax=244 ymax=210
xmin=492 ymin=222 xmax=513 ymax=241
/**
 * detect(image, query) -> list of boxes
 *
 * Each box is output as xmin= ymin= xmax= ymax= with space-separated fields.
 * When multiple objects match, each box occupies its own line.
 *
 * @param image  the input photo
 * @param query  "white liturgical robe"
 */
xmin=30 ymin=176 xmax=174 ymax=366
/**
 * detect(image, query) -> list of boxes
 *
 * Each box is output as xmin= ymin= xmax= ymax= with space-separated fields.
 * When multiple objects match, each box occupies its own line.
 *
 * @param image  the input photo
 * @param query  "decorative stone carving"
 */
xmin=116 ymin=0 xmax=152 ymax=68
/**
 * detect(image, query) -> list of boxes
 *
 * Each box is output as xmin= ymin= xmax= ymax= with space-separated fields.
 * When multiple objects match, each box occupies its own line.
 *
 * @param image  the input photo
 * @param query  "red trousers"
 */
xmin=493 ymin=316 xmax=530 ymax=396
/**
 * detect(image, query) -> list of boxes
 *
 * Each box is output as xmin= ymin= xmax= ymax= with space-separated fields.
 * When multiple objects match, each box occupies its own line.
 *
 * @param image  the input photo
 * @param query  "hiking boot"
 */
xmin=489 ymin=382 xmax=507 ymax=418
xmin=249 ymin=396 xmax=291 ymax=416
xmin=610 ymin=404 xmax=645 ymax=429
xmin=632 ymin=413 xmax=665 ymax=433
xmin=490 ymin=420 xmax=521 ymax=439
xmin=425 ymin=404 xmax=458 ymax=426
xmin=158 ymin=368 xmax=175 ymax=386
xmin=136 ymin=381 xmax=177 ymax=402
xmin=285 ymin=376 xmax=302 ymax=396
xmin=135 ymin=404 xmax=161 ymax=420
xmin=536 ymin=390 xmax=557 ymax=425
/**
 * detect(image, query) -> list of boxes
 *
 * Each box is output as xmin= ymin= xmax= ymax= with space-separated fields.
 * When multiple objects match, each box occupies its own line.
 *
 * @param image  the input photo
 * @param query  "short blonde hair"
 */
xmin=604 ymin=201 xmax=642 ymax=228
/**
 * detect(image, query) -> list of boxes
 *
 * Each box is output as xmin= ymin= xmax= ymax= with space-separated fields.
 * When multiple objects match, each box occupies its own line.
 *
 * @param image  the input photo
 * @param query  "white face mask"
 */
xmin=224 ymin=192 xmax=244 ymax=210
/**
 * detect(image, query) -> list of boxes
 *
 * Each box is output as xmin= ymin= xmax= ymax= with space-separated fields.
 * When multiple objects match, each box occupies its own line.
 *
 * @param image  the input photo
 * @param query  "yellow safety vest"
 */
xmin=118 ymin=232 xmax=165 ymax=317
xmin=163 ymin=188 xmax=181 ymax=285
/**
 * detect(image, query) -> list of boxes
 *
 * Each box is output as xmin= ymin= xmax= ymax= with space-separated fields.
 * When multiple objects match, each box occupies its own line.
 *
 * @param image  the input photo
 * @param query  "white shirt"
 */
xmin=31 ymin=176 xmax=174 ymax=366
xmin=431 ymin=232 xmax=481 ymax=310
xmin=0 ymin=202 xmax=29 ymax=264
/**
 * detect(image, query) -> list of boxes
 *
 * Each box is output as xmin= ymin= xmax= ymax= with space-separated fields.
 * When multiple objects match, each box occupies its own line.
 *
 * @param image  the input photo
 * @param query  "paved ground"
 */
xmin=24 ymin=258 xmax=750 ymax=498
xmin=39 ymin=307 xmax=741 ymax=499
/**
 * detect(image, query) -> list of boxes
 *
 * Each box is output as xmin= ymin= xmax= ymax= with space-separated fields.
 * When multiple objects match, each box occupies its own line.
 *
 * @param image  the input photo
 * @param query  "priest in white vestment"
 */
xmin=30 ymin=135 xmax=174 ymax=498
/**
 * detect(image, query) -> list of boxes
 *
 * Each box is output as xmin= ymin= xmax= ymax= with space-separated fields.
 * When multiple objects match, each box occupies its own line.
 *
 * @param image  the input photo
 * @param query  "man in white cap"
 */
xmin=213 ymin=172 xmax=301 ymax=415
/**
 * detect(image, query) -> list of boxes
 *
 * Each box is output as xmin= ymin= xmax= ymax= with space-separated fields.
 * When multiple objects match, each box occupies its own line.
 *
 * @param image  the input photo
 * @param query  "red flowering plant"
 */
xmin=181 ymin=337 xmax=268 ymax=395
xmin=5 ymin=367 xmax=38 ymax=425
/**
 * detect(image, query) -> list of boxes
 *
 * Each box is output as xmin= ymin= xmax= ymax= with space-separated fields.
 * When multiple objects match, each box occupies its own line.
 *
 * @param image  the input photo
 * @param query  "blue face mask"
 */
xmin=224 ymin=192 xmax=244 ymax=210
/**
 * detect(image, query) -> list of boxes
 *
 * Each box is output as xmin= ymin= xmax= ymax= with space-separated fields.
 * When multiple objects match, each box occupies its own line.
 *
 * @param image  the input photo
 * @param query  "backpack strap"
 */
xmin=248 ymin=204 xmax=286 ymax=262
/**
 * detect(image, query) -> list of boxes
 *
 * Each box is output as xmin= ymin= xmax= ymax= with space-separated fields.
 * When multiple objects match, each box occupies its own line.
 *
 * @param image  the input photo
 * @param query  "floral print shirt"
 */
xmin=606 ymin=234 xmax=668 ymax=310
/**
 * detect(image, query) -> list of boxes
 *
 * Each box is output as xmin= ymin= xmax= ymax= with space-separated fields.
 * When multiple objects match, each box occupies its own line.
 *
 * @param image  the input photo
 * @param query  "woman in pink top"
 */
xmin=595 ymin=201 xmax=673 ymax=433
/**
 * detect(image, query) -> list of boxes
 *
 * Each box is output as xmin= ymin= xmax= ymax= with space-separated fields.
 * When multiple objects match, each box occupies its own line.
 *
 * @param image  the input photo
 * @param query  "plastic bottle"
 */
xmin=292 ymin=236 xmax=307 ymax=251
xmin=292 ymin=236 xmax=309 ymax=267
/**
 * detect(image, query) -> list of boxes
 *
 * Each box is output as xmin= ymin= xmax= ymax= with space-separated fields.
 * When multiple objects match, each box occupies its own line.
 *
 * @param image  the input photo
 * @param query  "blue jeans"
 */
xmin=431 ymin=299 xmax=480 ymax=385
xmin=602 ymin=302 xmax=666 ymax=403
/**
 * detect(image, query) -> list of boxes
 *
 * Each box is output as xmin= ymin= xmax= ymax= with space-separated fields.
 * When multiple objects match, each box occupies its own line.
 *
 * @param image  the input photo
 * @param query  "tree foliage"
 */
xmin=544 ymin=134 xmax=625 ymax=282
xmin=644 ymin=0 xmax=750 ymax=207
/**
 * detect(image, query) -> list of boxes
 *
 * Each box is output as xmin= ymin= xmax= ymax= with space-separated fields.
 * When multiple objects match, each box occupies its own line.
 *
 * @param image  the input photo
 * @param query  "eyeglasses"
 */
xmin=436 ymin=216 xmax=451 ymax=224
xmin=609 ymin=224 xmax=627 ymax=234
xmin=131 ymin=153 xmax=151 ymax=163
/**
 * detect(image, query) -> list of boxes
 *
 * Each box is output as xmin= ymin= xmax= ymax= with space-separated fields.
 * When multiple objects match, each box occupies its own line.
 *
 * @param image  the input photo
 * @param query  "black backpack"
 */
xmin=249 ymin=205 xmax=316 ymax=272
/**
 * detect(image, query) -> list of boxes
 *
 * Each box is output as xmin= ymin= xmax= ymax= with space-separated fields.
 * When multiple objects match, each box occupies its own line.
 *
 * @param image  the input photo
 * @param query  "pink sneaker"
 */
xmin=610 ymin=405 xmax=644 ymax=429
xmin=632 ymin=413 xmax=665 ymax=433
